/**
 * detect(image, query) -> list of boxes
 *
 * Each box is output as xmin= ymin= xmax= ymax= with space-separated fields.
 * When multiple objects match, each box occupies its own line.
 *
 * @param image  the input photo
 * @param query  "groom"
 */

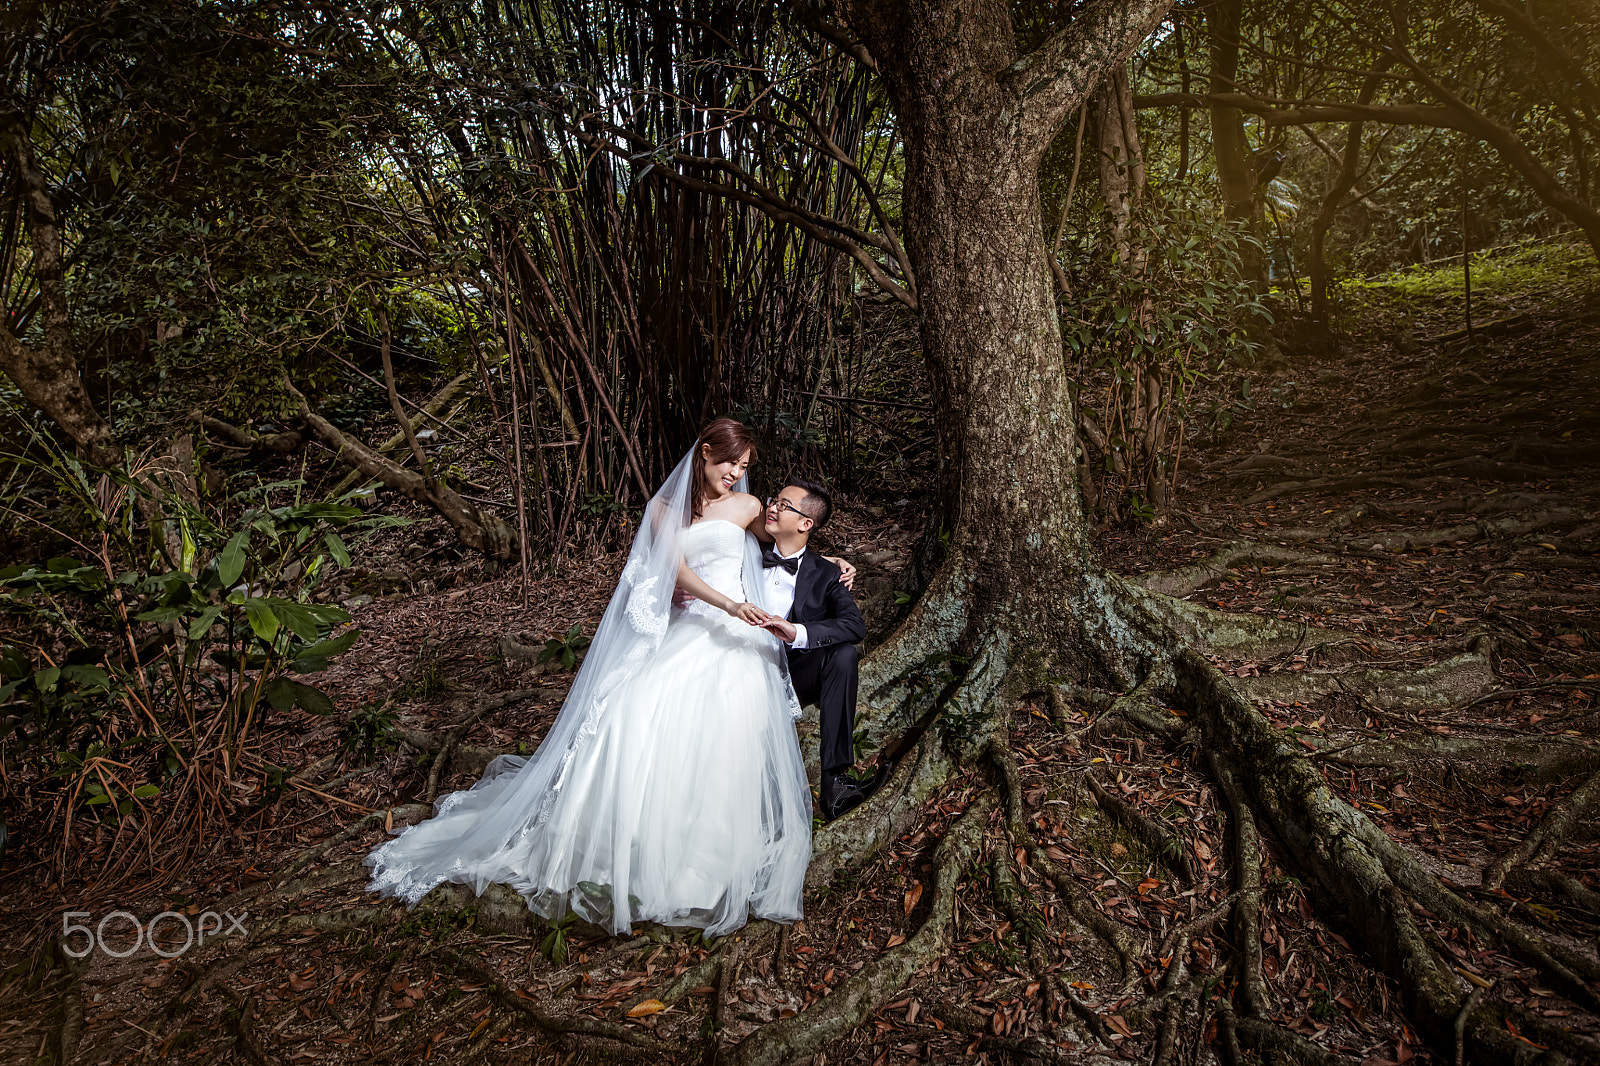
xmin=752 ymin=477 xmax=873 ymax=821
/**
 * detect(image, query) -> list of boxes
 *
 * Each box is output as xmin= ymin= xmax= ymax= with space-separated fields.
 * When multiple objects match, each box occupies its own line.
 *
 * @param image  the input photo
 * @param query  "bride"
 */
xmin=365 ymin=418 xmax=814 ymax=936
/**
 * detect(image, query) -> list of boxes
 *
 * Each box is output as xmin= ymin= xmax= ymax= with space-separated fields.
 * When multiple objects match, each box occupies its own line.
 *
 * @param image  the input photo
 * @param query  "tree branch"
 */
xmin=1003 ymin=0 xmax=1175 ymax=137
xmin=1470 ymin=0 xmax=1600 ymax=118
xmin=549 ymin=104 xmax=918 ymax=309
xmin=288 ymin=380 xmax=516 ymax=559
xmin=1388 ymin=44 xmax=1600 ymax=257
xmin=0 ymin=122 xmax=116 ymax=464
xmin=1134 ymin=91 xmax=1470 ymax=130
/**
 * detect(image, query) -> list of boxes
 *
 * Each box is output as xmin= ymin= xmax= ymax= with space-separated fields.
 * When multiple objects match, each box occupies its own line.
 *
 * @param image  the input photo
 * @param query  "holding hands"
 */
xmin=727 ymin=601 xmax=771 ymax=626
xmin=758 ymin=616 xmax=798 ymax=642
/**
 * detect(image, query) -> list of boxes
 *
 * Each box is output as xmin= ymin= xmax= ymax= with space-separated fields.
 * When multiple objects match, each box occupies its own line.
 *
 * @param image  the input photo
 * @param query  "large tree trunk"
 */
xmin=839 ymin=0 xmax=1173 ymax=708
xmin=1204 ymin=0 xmax=1264 ymax=286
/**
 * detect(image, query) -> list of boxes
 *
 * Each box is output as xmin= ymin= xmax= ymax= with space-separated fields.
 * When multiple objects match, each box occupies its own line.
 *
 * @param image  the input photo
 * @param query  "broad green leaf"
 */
xmin=60 ymin=665 xmax=111 ymax=691
xmin=296 ymin=628 xmax=360 ymax=662
xmin=262 ymin=677 xmax=298 ymax=711
xmin=292 ymin=681 xmax=335 ymax=715
xmin=188 ymin=605 xmax=224 ymax=640
xmin=218 ymin=530 xmax=250 ymax=587
xmin=266 ymin=598 xmax=320 ymax=642
xmin=131 ymin=784 xmax=160 ymax=799
xmin=242 ymin=598 xmax=279 ymax=642
xmin=302 ymin=604 xmax=351 ymax=626
xmin=323 ymin=531 xmax=351 ymax=568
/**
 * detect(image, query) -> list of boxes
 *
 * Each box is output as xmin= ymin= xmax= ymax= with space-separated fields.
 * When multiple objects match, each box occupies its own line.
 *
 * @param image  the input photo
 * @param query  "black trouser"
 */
xmin=787 ymin=642 xmax=860 ymax=776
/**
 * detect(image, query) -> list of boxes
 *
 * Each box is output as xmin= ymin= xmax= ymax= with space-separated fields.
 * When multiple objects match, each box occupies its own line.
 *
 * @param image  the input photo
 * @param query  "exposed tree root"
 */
xmin=215 ymin=986 xmax=274 ymax=1066
xmin=1116 ymin=577 xmax=1380 ymax=659
xmin=1348 ymin=509 xmax=1584 ymax=554
xmin=1083 ymin=772 xmax=1197 ymax=883
xmin=990 ymin=849 xmax=1065 ymax=1035
xmin=1247 ymin=475 xmax=1440 ymax=505
xmin=1207 ymin=755 xmax=1269 ymax=1019
xmin=804 ymin=723 xmax=957 ymax=892
xmin=1230 ymin=646 xmax=1497 ymax=711
xmin=1058 ymin=677 xmax=1186 ymax=741
xmin=1483 ymin=767 xmax=1600 ymax=891
xmin=723 ymin=792 xmax=997 ymax=1066
xmin=989 ymin=736 xmax=1140 ymax=978
xmin=51 ymin=945 xmax=83 ymax=1066
xmin=1502 ymin=868 xmax=1600 ymax=919
xmin=1170 ymin=644 xmax=1600 ymax=1065
xmin=624 ymin=924 xmax=777 ymax=1017
xmin=436 ymin=947 xmax=679 ymax=1056
xmin=1136 ymin=541 xmax=1345 ymax=598
xmin=806 ymin=634 xmax=1012 ymax=890
xmin=1315 ymin=734 xmax=1600 ymax=783
xmin=424 ymin=688 xmax=546 ymax=801
xmin=241 ymin=803 xmax=431 ymax=902
xmin=1234 ymin=1015 xmax=1354 ymax=1066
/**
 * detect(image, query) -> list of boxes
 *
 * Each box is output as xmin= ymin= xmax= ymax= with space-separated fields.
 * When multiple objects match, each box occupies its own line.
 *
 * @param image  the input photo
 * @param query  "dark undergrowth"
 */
xmin=1 ymin=245 xmax=1596 ymax=1066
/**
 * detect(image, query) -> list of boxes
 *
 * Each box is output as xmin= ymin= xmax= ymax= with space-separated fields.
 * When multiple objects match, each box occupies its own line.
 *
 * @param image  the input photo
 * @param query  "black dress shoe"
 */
xmin=820 ymin=772 xmax=871 ymax=822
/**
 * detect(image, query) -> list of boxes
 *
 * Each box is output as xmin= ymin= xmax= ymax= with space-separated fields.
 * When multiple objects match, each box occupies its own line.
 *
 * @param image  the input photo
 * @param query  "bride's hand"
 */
xmin=825 ymin=556 xmax=857 ymax=590
xmin=727 ymin=601 xmax=771 ymax=625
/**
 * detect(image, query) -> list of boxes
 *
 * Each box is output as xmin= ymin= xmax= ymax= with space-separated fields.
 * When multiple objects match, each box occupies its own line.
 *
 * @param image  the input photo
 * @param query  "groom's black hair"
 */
xmin=784 ymin=475 xmax=833 ymax=529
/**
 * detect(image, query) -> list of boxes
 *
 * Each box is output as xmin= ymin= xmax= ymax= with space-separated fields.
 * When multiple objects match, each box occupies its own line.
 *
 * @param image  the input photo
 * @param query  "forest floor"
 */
xmin=2 ymin=244 xmax=1597 ymax=1066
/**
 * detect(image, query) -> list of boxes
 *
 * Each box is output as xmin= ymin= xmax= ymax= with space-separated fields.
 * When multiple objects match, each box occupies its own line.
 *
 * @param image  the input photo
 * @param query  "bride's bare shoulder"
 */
xmin=727 ymin=492 xmax=763 ymax=521
xmin=701 ymin=492 xmax=762 ymax=526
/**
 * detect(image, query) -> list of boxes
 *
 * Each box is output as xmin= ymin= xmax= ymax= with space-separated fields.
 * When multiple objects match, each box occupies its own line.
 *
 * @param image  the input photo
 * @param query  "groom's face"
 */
xmin=765 ymin=487 xmax=815 ymax=539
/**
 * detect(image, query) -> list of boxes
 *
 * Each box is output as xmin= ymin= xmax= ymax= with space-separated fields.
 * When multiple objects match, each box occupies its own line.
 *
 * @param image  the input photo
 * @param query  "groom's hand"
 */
xmin=760 ymin=617 xmax=798 ymax=642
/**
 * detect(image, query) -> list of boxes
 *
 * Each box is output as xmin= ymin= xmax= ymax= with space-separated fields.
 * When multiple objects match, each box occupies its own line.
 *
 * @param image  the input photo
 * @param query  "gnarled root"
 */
xmin=988 ymin=736 xmax=1140 ymax=979
xmin=436 ymin=946 xmax=680 ymax=1056
xmin=1174 ymin=645 xmax=1600 ymax=1065
xmin=1483 ymin=766 xmax=1600 ymax=891
xmin=723 ymin=792 xmax=998 ymax=1066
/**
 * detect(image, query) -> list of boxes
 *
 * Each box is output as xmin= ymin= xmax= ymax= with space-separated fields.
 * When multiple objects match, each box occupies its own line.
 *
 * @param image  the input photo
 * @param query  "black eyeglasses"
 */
xmin=766 ymin=496 xmax=809 ymax=520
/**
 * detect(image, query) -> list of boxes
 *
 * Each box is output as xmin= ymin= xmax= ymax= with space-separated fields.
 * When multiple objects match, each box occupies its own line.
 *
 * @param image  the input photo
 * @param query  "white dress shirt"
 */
xmin=763 ymin=545 xmax=810 ymax=649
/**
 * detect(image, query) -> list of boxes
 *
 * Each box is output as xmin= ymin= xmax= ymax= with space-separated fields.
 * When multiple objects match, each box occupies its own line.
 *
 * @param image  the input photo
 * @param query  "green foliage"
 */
xmin=538 ymin=912 xmax=579 ymax=966
xmin=1060 ymin=197 xmax=1272 ymax=374
xmin=1060 ymin=194 xmax=1272 ymax=521
xmin=537 ymin=624 xmax=592 ymax=671
xmin=342 ymin=700 xmax=401 ymax=762
xmin=10 ymin=1 xmax=483 ymax=434
xmin=1339 ymin=238 xmax=1598 ymax=309
xmin=0 ymin=427 xmax=405 ymax=872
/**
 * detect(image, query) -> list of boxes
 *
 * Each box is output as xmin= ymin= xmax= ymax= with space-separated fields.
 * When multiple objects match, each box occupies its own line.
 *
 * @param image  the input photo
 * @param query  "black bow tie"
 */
xmin=761 ymin=548 xmax=800 ymax=574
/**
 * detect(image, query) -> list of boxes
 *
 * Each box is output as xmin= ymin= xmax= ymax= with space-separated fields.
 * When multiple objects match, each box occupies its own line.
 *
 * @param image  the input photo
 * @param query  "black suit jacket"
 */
xmin=787 ymin=551 xmax=866 ymax=650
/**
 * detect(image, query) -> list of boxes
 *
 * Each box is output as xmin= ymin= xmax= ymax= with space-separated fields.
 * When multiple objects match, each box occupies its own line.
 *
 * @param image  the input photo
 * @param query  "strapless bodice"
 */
xmin=681 ymin=520 xmax=748 ymax=605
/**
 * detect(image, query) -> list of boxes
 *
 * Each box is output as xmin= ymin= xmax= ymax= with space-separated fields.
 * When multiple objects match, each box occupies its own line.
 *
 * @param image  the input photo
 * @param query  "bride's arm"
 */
xmin=676 ymin=561 xmax=769 ymax=625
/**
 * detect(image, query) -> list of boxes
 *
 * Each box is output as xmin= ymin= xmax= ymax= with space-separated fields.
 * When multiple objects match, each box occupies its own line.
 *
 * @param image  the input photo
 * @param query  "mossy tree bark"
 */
xmin=837 ymin=0 xmax=1174 ymax=706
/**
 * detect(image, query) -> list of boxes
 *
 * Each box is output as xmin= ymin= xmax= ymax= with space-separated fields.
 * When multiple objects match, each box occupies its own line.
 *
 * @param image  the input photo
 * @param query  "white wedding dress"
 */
xmin=365 ymin=518 xmax=813 ymax=936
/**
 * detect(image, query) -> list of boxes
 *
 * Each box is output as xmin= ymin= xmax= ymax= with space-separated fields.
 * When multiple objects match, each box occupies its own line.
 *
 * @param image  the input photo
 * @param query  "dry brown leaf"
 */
xmin=904 ymin=882 xmax=923 ymax=916
xmin=626 ymin=999 xmax=667 ymax=1018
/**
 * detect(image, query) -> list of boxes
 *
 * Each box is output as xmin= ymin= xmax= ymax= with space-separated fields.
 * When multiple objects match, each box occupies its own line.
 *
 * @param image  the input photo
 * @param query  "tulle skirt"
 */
xmin=365 ymin=607 xmax=813 ymax=936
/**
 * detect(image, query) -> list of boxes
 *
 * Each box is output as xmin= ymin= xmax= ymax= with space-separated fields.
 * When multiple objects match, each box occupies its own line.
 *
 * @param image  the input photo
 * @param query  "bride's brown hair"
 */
xmin=692 ymin=418 xmax=757 ymax=517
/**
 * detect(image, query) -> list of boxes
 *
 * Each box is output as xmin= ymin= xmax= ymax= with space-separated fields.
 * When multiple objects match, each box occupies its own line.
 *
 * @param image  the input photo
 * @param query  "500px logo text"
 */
xmin=62 ymin=910 xmax=249 ymax=959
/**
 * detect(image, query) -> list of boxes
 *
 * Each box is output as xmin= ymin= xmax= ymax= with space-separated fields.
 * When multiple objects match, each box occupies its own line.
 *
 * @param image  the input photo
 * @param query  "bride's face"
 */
xmin=702 ymin=446 xmax=751 ymax=498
